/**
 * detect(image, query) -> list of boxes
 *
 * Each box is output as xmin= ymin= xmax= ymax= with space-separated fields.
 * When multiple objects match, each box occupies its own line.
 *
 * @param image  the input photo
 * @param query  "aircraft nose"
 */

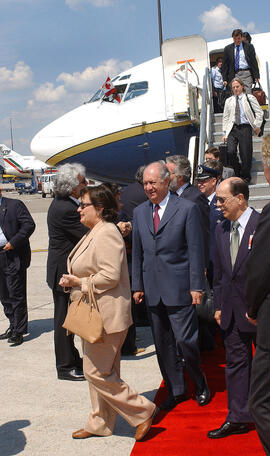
xmin=31 ymin=125 xmax=74 ymax=164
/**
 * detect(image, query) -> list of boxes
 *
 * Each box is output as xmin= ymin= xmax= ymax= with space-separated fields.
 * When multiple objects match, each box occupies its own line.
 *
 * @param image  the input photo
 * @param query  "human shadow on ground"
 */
xmin=0 ymin=420 xmax=30 ymax=456
xmin=24 ymin=318 xmax=53 ymax=342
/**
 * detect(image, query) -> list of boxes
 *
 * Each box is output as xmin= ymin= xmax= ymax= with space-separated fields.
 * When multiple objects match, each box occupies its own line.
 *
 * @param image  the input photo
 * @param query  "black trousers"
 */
xmin=53 ymin=289 xmax=82 ymax=373
xmin=0 ymin=251 xmax=28 ymax=335
xmin=147 ymin=301 xmax=204 ymax=397
xmin=227 ymin=124 xmax=253 ymax=182
xmin=223 ymin=316 xmax=254 ymax=423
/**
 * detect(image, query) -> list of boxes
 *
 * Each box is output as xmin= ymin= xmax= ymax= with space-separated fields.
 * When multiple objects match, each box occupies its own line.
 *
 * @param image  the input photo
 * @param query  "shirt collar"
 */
xmin=233 ymin=207 xmax=252 ymax=230
xmin=69 ymin=195 xmax=80 ymax=205
xmin=208 ymin=192 xmax=216 ymax=203
xmin=176 ymin=182 xmax=189 ymax=196
xmin=155 ymin=192 xmax=170 ymax=209
xmin=235 ymin=42 xmax=243 ymax=50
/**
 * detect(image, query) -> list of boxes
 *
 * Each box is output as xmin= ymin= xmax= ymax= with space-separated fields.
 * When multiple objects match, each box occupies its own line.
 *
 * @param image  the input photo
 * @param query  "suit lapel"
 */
xmin=233 ymin=210 xmax=257 ymax=275
xmin=156 ymin=194 xmax=178 ymax=233
xmin=68 ymin=221 xmax=103 ymax=271
xmin=0 ymin=197 xmax=7 ymax=228
xmin=144 ymin=200 xmax=155 ymax=235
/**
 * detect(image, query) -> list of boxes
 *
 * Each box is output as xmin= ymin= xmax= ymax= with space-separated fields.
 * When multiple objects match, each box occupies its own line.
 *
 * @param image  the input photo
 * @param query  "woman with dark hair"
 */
xmin=59 ymin=184 xmax=156 ymax=441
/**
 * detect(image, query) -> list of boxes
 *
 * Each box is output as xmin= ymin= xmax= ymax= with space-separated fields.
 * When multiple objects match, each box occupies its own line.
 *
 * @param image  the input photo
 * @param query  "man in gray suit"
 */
xmin=132 ymin=161 xmax=210 ymax=411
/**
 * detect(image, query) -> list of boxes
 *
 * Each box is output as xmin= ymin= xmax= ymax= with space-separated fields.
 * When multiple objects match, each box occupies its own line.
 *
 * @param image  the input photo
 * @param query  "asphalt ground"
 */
xmin=0 ymin=192 xmax=161 ymax=456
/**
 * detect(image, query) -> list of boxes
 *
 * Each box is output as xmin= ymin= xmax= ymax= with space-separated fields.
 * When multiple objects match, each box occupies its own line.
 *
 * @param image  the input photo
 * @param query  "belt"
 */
xmin=236 ymin=68 xmax=250 ymax=72
xmin=234 ymin=123 xmax=250 ymax=128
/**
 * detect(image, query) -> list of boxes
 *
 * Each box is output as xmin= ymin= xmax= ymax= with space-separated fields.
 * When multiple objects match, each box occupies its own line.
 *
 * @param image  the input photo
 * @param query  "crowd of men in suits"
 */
xmin=0 ymin=141 xmax=270 ymax=451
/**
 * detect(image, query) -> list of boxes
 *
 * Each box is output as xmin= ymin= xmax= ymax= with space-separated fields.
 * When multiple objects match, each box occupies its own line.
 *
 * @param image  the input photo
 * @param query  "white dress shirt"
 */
xmin=230 ymin=207 xmax=252 ymax=243
xmin=235 ymin=43 xmax=249 ymax=69
xmin=153 ymin=192 xmax=170 ymax=221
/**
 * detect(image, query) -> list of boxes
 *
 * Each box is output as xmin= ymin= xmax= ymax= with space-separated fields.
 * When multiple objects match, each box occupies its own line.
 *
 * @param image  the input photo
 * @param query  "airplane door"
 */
xmin=162 ymin=35 xmax=209 ymax=123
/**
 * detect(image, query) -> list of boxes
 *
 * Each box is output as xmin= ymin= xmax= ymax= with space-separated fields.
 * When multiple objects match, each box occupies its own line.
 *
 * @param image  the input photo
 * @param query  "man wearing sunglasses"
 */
xmin=47 ymin=163 xmax=88 ymax=381
xmin=207 ymin=177 xmax=259 ymax=439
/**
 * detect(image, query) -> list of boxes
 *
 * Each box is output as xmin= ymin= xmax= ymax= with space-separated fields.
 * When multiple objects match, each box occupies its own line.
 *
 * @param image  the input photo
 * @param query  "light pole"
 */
xmin=157 ymin=0 xmax=163 ymax=56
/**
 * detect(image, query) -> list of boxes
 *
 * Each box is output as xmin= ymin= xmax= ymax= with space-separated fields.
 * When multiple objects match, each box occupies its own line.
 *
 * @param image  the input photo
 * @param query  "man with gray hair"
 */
xmin=47 ymin=163 xmax=88 ymax=381
xmin=166 ymin=155 xmax=210 ymax=267
xmin=132 ymin=161 xmax=210 ymax=411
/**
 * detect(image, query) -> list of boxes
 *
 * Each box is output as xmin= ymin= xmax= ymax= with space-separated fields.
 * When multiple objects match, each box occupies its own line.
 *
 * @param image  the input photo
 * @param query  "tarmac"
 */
xmin=0 ymin=192 xmax=161 ymax=456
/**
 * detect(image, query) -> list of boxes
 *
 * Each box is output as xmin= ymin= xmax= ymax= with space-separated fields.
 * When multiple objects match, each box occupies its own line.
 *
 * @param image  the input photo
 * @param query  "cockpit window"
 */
xmin=89 ymin=89 xmax=103 ymax=103
xmin=124 ymin=81 xmax=148 ymax=101
xmin=119 ymin=74 xmax=131 ymax=81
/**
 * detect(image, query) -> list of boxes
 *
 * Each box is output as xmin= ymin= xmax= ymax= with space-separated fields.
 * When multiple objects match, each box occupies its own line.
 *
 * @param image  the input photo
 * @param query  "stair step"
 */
xmin=249 ymin=195 xmax=270 ymax=210
xmin=249 ymin=183 xmax=269 ymax=196
xmin=251 ymin=171 xmax=267 ymax=184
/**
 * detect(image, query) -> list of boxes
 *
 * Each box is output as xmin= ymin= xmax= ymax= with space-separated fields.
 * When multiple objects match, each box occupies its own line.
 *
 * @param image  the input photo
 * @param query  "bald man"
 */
xmin=207 ymin=177 xmax=259 ymax=439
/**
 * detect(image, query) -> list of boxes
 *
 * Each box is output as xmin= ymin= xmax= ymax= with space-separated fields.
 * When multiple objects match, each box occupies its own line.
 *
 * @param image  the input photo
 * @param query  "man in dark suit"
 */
xmin=245 ymin=134 xmax=270 ymax=455
xmin=222 ymin=28 xmax=260 ymax=93
xmin=132 ymin=161 xmax=210 ymax=411
xmin=166 ymin=155 xmax=210 ymax=267
xmin=197 ymin=161 xmax=225 ymax=288
xmin=0 ymin=189 xmax=35 ymax=346
xmin=47 ymin=163 xmax=88 ymax=381
xmin=207 ymin=177 xmax=259 ymax=439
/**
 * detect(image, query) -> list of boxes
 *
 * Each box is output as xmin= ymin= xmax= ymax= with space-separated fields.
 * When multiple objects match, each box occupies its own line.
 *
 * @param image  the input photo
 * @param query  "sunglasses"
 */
xmin=79 ymin=202 xmax=93 ymax=209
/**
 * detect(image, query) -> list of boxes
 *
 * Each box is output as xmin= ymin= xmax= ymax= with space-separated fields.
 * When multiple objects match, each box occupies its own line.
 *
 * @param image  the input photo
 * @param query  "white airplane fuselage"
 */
xmin=31 ymin=32 xmax=270 ymax=183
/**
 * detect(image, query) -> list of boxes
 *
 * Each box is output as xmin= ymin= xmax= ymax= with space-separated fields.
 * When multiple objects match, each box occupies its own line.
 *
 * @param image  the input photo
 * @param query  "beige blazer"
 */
xmin=67 ymin=220 xmax=132 ymax=334
xmin=223 ymin=93 xmax=264 ymax=138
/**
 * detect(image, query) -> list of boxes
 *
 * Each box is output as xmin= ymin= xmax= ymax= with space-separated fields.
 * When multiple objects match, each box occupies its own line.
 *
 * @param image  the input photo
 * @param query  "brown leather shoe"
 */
xmin=72 ymin=429 xmax=94 ymax=439
xmin=134 ymin=407 xmax=157 ymax=441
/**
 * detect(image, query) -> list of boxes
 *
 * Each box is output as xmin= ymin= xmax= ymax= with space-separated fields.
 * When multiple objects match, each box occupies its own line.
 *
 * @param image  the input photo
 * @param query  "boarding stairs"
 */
xmin=212 ymin=113 xmax=270 ymax=211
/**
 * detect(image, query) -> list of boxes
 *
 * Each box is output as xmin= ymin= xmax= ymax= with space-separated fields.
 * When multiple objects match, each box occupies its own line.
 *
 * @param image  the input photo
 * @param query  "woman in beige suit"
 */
xmin=59 ymin=184 xmax=156 ymax=441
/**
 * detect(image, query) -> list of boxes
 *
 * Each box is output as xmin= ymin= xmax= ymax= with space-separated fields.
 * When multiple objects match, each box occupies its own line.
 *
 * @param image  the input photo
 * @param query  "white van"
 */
xmin=40 ymin=173 xmax=57 ymax=198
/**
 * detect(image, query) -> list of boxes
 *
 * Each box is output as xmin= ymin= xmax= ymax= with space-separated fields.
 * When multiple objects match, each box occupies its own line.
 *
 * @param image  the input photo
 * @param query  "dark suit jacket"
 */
xmin=180 ymin=183 xmax=210 ymax=267
xmin=246 ymin=203 xmax=270 ymax=349
xmin=0 ymin=196 xmax=35 ymax=268
xmin=209 ymin=194 xmax=225 ymax=263
xmin=118 ymin=182 xmax=147 ymax=222
xmin=213 ymin=209 xmax=259 ymax=332
xmin=222 ymin=41 xmax=260 ymax=84
xmin=47 ymin=197 xmax=88 ymax=291
xmin=132 ymin=192 xmax=205 ymax=307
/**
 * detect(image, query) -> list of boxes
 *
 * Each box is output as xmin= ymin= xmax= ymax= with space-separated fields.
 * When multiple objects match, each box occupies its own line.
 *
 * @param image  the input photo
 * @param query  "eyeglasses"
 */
xmin=79 ymin=202 xmax=93 ymax=209
xmin=216 ymin=195 xmax=235 ymax=204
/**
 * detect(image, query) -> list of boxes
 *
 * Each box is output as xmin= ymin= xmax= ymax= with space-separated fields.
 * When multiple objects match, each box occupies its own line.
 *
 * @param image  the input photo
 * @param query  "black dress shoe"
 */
xmin=8 ymin=334 xmax=23 ymax=346
xmin=58 ymin=369 xmax=85 ymax=381
xmin=0 ymin=328 xmax=12 ymax=340
xmin=207 ymin=421 xmax=249 ymax=439
xmin=160 ymin=393 xmax=187 ymax=411
xmin=195 ymin=375 xmax=211 ymax=406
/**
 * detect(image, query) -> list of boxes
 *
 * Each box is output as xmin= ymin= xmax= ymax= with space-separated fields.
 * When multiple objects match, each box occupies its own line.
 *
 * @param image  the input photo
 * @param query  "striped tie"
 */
xmin=235 ymin=45 xmax=240 ymax=72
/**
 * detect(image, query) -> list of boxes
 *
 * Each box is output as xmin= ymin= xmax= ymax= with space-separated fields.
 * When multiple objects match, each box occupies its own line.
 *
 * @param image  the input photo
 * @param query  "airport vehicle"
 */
xmin=0 ymin=143 xmax=51 ymax=178
xmin=40 ymin=172 xmax=57 ymax=198
xmin=31 ymin=33 xmax=270 ymax=183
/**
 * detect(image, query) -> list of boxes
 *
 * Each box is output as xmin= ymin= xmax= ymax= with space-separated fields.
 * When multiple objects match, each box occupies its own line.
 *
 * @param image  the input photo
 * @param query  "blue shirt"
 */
xmin=211 ymin=66 xmax=224 ymax=89
xmin=238 ymin=93 xmax=249 ymax=124
xmin=235 ymin=43 xmax=249 ymax=70
xmin=0 ymin=196 xmax=8 ymax=247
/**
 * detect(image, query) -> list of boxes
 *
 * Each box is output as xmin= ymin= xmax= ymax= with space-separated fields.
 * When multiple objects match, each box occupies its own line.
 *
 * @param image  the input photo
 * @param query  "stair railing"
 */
xmin=198 ymin=67 xmax=213 ymax=166
xmin=266 ymin=61 xmax=270 ymax=118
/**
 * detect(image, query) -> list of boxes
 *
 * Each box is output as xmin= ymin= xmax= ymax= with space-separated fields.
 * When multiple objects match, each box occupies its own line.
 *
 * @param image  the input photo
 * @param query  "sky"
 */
xmin=0 ymin=0 xmax=269 ymax=155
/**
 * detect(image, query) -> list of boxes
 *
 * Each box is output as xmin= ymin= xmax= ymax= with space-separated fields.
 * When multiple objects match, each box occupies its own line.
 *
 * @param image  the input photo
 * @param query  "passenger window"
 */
xmin=124 ymin=81 xmax=148 ymax=102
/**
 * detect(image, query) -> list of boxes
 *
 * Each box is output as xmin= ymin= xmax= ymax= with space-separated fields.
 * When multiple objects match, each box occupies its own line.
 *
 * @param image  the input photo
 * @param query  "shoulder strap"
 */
xmin=246 ymin=94 xmax=255 ymax=117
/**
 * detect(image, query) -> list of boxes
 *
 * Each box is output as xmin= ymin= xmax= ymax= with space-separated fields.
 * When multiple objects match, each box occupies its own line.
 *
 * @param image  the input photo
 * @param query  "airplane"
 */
xmin=0 ymin=143 xmax=51 ymax=178
xmin=31 ymin=32 xmax=270 ymax=184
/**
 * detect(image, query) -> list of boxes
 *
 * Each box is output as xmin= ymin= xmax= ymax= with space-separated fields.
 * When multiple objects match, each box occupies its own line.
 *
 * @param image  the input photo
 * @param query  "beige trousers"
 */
xmin=82 ymin=329 xmax=155 ymax=436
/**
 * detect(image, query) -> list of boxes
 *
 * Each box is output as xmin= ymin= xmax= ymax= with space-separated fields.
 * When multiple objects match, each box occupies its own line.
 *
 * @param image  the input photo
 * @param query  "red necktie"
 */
xmin=154 ymin=204 xmax=160 ymax=233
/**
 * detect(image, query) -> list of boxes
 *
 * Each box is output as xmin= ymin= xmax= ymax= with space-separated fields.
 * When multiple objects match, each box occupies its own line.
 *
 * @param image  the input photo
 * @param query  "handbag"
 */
xmin=252 ymin=82 xmax=266 ymax=106
xmin=246 ymin=94 xmax=266 ymax=137
xmin=196 ymin=279 xmax=215 ymax=324
xmin=62 ymin=280 xmax=103 ymax=343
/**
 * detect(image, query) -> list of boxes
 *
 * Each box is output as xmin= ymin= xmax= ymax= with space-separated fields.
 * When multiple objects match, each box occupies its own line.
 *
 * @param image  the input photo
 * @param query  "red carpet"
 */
xmin=131 ymin=341 xmax=264 ymax=455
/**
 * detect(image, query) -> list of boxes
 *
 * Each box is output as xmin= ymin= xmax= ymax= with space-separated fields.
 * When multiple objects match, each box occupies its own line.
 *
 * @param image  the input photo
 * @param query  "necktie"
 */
xmin=235 ymin=45 xmax=240 ymax=72
xmin=230 ymin=221 xmax=240 ymax=268
xmin=154 ymin=204 xmax=160 ymax=233
xmin=235 ymin=96 xmax=241 ymax=125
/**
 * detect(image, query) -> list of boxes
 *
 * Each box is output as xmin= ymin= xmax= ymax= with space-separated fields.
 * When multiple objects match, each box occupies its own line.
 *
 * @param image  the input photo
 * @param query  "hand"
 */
xmin=222 ymin=135 xmax=227 ymax=142
xmin=213 ymin=90 xmax=217 ymax=97
xmin=246 ymin=312 xmax=257 ymax=326
xmin=3 ymin=242 xmax=14 ymax=251
xmin=214 ymin=310 xmax=221 ymax=326
xmin=59 ymin=274 xmax=80 ymax=288
xmin=190 ymin=290 xmax=203 ymax=305
xmin=117 ymin=221 xmax=132 ymax=238
xmin=223 ymin=81 xmax=228 ymax=87
xmin=254 ymin=127 xmax=261 ymax=136
xmin=133 ymin=291 xmax=144 ymax=304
